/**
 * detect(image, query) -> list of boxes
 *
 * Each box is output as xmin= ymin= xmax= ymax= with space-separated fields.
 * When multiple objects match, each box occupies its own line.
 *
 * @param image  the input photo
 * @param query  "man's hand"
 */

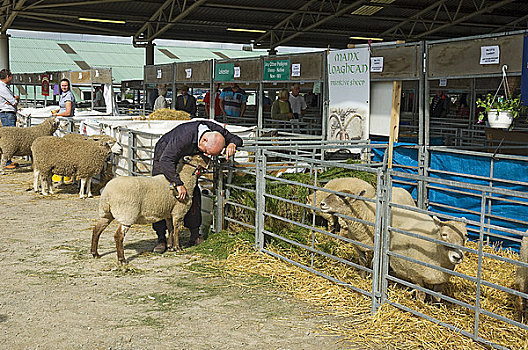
xmin=224 ymin=143 xmax=237 ymax=159
xmin=175 ymin=185 xmax=187 ymax=201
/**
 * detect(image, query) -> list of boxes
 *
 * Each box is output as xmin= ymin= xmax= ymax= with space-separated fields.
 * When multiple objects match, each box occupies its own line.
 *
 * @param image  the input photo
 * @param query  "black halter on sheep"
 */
xmin=90 ymin=154 xmax=210 ymax=263
xmin=0 ymin=117 xmax=59 ymax=174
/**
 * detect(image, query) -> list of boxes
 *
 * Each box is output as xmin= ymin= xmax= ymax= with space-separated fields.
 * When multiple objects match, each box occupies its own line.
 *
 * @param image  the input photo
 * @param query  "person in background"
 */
xmin=203 ymin=83 xmax=222 ymax=118
xmin=271 ymin=89 xmax=293 ymax=121
xmin=219 ymin=83 xmax=247 ymax=119
xmin=289 ymin=83 xmax=307 ymax=118
xmin=94 ymin=85 xmax=105 ymax=108
xmin=153 ymin=87 xmax=168 ymax=110
xmin=0 ymin=69 xmax=20 ymax=169
xmin=151 ymin=120 xmax=243 ymax=253
xmin=175 ymin=85 xmax=197 ymax=116
xmin=52 ymin=78 xmax=75 ymax=118
xmin=304 ymin=90 xmax=317 ymax=107
xmin=430 ymin=90 xmax=449 ymax=118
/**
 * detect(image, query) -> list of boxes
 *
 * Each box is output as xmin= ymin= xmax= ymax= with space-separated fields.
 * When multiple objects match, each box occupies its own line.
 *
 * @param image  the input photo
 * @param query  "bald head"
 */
xmin=199 ymin=131 xmax=225 ymax=156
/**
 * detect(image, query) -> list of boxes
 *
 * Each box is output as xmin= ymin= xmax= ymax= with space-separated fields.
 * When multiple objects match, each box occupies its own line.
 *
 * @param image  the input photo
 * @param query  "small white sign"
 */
xmin=234 ymin=66 xmax=241 ymax=78
xmin=480 ymin=45 xmax=500 ymax=65
xmin=185 ymin=68 xmax=192 ymax=78
xmin=95 ymin=70 xmax=100 ymax=78
xmin=370 ymin=57 xmax=384 ymax=72
xmin=78 ymin=72 xmax=83 ymax=79
xmin=439 ymin=78 xmax=447 ymax=87
xmin=313 ymin=81 xmax=321 ymax=94
xmin=292 ymin=63 xmax=301 ymax=77
xmin=157 ymin=69 xmax=162 ymax=79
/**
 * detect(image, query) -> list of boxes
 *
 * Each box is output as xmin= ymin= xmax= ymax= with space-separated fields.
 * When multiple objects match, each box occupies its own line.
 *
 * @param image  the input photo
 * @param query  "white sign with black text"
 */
xmin=370 ymin=57 xmax=384 ymax=73
xmin=480 ymin=45 xmax=500 ymax=65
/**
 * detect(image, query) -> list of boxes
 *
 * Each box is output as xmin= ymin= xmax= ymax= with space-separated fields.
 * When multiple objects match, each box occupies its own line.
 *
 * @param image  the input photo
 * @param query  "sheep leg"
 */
xmin=79 ymin=178 xmax=87 ymax=199
xmin=33 ymin=169 xmax=40 ymax=192
xmin=167 ymin=218 xmax=182 ymax=252
xmin=0 ymin=154 xmax=6 ymax=175
xmin=86 ymin=177 xmax=93 ymax=198
xmin=41 ymin=174 xmax=51 ymax=195
xmin=91 ymin=216 xmax=114 ymax=258
xmin=356 ymin=248 xmax=368 ymax=278
xmin=114 ymin=224 xmax=130 ymax=264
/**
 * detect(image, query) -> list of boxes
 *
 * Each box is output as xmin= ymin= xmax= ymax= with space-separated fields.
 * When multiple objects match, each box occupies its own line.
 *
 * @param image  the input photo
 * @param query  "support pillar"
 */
xmin=145 ymin=42 xmax=155 ymax=66
xmin=0 ymin=34 xmax=10 ymax=70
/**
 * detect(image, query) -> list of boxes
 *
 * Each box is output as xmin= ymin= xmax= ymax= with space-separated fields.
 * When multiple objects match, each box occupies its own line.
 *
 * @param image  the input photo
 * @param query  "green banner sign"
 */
xmin=263 ymin=59 xmax=290 ymax=81
xmin=215 ymin=63 xmax=234 ymax=81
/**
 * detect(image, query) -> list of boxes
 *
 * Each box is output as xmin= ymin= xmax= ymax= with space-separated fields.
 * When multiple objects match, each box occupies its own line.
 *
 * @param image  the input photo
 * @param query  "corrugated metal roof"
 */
xmin=9 ymin=36 xmax=266 ymax=83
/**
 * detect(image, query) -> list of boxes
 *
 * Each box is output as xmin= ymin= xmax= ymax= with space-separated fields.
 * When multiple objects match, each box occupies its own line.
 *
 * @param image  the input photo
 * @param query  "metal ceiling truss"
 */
xmin=380 ymin=0 xmax=518 ymax=40
xmin=255 ymin=0 xmax=367 ymax=49
xmin=133 ymin=0 xmax=207 ymax=45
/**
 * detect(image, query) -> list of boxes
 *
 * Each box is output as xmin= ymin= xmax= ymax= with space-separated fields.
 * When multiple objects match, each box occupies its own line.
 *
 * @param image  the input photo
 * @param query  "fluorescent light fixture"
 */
xmin=227 ymin=28 xmax=266 ymax=33
xmin=349 ymin=36 xmax=384 ymax=41
xmin=79 ymin=17 xmax=126 ymax=24
xmin=351 ymin=5 xmax=383 ymax=16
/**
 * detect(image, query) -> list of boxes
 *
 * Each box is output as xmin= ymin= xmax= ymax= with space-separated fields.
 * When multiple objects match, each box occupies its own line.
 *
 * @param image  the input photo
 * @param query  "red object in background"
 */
xmin=41 ymin=75 xmax=50 ymax=96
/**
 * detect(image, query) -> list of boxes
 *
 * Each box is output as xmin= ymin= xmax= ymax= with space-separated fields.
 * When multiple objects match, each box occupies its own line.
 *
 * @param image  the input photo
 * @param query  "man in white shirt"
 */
xmin=0 ymin=69 xmax=19 ymax=168
xmin=289 ymin=83 xmax=307 ymax=118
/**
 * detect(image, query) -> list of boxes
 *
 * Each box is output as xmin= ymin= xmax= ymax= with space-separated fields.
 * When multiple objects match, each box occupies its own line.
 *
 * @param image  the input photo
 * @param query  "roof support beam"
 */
xmin=17 ymin=13 xmax=125 ymax=35
xmin=134 ymin=0 xmax=207 ymax=44
xmin=263 ymin=0 xmax=367 ymax=49
xmin=1 ymin=0 xmax=28 ymax=34
xmin=491 ymin=13 xmax=528 ymax=33
xmin=24 ymin=0 xmax=134 ymax=11
xmin=413 ymin=0 xmax=517 ymax=39
xmin=379 ymin=0 xmax=447 ymax=37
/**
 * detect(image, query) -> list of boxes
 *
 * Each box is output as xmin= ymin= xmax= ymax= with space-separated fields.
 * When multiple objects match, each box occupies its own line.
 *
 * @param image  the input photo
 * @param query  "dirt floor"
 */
xmin=0 ymin=163 xmax=349 ymax=350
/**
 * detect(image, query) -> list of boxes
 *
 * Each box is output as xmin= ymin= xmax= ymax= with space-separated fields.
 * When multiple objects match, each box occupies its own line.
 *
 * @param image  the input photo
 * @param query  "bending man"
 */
xmin=151 ymin=120 xmax=243 ymax=253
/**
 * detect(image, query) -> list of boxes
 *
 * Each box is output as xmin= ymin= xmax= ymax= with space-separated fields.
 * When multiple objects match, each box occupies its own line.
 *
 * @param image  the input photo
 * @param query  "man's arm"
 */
xmin=190 ymin=96 xmax=197 ymax=115
xmin=219 ymin=98 xmax=226 ymax=115
xmin=205 ymin=121 xmax=243 ymax=148
xmin=157 ymin=135 xmax=191 ymax=186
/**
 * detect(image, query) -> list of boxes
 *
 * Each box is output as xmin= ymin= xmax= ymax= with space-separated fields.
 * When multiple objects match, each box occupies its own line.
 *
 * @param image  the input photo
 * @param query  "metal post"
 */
xmin=145 ymin=42 xmax=154 ymax=66
xmin=257 ymin=81 xmax=263 ymax=133
xmin=127 ymin=130 xmax=134 ymax=176
xmin=210 ymin=60 xmax=215 ymax=119
xmin=255 ymin=148 xmax=266 ymax=250
xmin=322 ymin=53 xmax=329 ymax=139
xmin=378 ymin=165 xmax=392 ymax=309
xmin=214 ymin=159 xmax=225 ymax=233
xmin=417 ymin=41 xmax=427 ymax=209
xmin=0 ymin=34 xmax=9 ymax=70
xmin=422 ymin=41 xmax=431 ymax=210
xmin=474 ymin=190 xmax=487 ymax=338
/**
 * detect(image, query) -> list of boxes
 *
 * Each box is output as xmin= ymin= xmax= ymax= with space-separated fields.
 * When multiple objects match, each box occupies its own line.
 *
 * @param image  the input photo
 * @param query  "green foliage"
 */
xmin=188 ymin=230 xmax=255 ymax=259
xmin=476 ymin=93 xmax=526 ymax=122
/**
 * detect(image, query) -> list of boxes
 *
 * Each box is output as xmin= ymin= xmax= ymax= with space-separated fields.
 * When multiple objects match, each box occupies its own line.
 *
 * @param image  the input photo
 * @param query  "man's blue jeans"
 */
xmin=0 ymin=112 xmax=17 ymax=166
xmin=0 ymin=111 xmax=16 ymax=127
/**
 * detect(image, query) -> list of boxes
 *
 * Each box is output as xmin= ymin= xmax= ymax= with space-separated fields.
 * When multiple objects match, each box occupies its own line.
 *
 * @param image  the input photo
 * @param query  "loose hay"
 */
xmin=212 ymin=237 xmax=528 ymax=349
xmin=148 ymin=109 xmax=191 ymax=120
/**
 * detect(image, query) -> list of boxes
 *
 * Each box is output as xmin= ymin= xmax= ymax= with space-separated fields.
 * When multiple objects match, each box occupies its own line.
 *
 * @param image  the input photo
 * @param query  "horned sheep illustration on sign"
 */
xmin=329 ymin=108 xmax=363 ymax=141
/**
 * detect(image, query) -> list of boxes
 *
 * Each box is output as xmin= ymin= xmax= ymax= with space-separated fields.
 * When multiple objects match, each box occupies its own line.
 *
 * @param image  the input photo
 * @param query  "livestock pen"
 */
xmin=82 ymin=124 xmax=527 ymax=348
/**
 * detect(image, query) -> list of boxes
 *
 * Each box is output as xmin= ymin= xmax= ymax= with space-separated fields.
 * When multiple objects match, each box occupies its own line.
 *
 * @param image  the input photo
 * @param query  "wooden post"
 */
xmin=388 ymin=81 xmax=402 ymax=169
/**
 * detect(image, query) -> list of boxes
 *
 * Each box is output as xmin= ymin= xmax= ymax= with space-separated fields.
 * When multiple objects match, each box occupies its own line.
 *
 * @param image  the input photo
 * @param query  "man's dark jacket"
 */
xmin=174 ymin=94 xmax=197 ymax=115
xmin=152 ymin=120 xmax=243 ymax=186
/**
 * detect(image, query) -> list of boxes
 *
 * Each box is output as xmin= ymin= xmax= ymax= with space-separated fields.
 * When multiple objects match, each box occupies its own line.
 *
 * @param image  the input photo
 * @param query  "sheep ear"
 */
xmin=433 ymin=216 xmax=441 ymax=225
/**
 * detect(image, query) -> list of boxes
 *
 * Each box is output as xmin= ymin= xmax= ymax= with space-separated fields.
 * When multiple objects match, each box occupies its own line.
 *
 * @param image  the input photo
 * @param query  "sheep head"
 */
xmin=47 ymin=116 xmax=60 ymax=133
xmin=320 ymin=189 xmax=366 ymax=213
xmin=434 ymin=217 xmax=467 ymax=265
xmin=181 ymin=154 xmax=210 ymax=176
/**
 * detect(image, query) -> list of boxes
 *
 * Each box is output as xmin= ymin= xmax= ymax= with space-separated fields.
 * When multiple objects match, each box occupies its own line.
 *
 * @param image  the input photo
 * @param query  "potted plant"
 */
xmin=476 ymin=93 xmax=526 ymax=129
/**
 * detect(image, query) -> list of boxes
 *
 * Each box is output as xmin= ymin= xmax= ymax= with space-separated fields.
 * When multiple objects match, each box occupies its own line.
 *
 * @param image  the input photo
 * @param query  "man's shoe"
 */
xmin=191 ymin=236 xmax=204 ymax=247
xmin=153 ymin=242 xmax=167 ymax=254
xmin=4 ymin=163 xmax=17 ymax=169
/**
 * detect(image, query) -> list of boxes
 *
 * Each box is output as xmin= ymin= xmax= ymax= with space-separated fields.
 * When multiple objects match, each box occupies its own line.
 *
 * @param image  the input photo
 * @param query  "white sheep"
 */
xmin=320 ymin=187 xmax=416 ymax=272
xmin=306 ymin=177 xmax=376 ymax=234
xmin=320 ymin=186 xmax=467 ymax=301
xmin=516 ymin=234 xmax=528 ymax=321
xmin=90 ymin=154 xmax=209 ymax=263
xmin=31 ymin=134 xmax=122 ymax=198
xmin=0 ymin=116 xmax=58 ymax=174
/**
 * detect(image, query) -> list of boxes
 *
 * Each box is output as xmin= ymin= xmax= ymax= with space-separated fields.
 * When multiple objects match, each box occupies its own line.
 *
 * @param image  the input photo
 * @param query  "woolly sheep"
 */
xmin=31 ymin=134 xmax=122 ymax=198
xmin=320 ymin=186 xmax=467 ymax=301
xmin=90 ymin=154 xmax=209 ymax=263
xmin=516 ymin=234 xmax=528 ymax=321
xmin=306 ymin=177 xmax=376 ymax=234
xmin=0 ymin=117 xmax=59 ymax=174
xmin=320 ymin=187 xmax=416 ymax=272
xmin=389 ymin=217 xmax=466 ymax=302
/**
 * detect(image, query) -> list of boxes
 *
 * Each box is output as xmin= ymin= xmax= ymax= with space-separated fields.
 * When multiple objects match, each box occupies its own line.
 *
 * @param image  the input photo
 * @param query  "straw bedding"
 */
xmin=148 ymin=109 xmax=191 ymax=120
xmin=213 ymin=235 xmax=528 ymax=349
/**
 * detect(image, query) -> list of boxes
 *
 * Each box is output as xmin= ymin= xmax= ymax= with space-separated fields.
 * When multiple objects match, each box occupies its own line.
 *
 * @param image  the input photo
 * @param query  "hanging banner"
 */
xmin=41 ymin=75 xmax=50 ymax=96
xmin=327 ymin=48 xmax=370 ymax=146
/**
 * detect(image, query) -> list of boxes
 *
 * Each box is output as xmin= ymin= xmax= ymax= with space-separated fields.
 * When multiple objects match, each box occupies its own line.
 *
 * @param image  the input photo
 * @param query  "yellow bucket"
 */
xmin=52 ymin=175 xmax=72 ymax=183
